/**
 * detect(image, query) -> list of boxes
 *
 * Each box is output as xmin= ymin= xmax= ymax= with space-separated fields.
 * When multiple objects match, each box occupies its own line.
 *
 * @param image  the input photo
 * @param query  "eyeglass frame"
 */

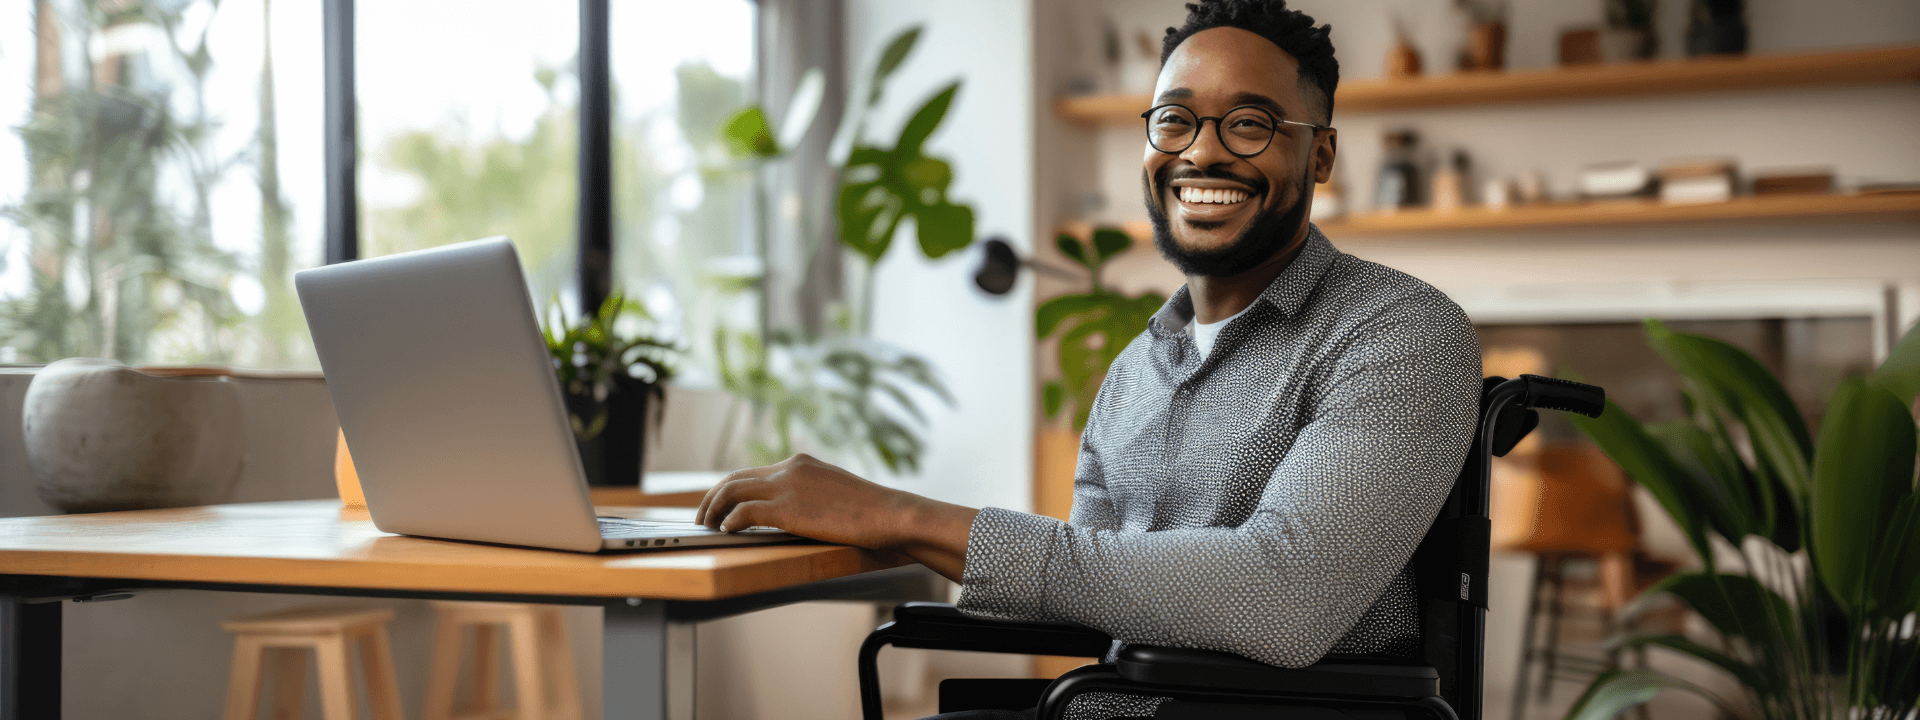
xmin=1139 ymin=103 xmax=1331 ymax=158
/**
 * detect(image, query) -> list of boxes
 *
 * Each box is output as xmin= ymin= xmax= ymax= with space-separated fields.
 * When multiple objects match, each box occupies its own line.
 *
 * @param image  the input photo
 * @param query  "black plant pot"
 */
xmin=565 ymin=376 xmax=653 ymax=488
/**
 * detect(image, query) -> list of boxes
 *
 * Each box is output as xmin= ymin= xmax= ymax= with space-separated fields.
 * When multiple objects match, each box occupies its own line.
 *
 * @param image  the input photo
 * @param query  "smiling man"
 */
xmin=697 ymin=2 xmax=1480 ymax=717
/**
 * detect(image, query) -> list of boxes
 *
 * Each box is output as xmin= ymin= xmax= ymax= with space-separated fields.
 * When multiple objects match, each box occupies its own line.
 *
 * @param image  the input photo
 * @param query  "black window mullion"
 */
xmin=322 ymin=0 xmax=356 ymax=265
xmin=577 ymin=0 xmax=613 ymax=316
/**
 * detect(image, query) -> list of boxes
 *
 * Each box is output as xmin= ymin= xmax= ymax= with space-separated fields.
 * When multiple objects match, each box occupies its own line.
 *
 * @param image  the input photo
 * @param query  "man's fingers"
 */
xmin=699 ymin=475 xmax=778 ymax=528
xmin=718 ymin=500 xmax=776 ymax=533
xmin=697 ymin=466 xmax=775 ymax=526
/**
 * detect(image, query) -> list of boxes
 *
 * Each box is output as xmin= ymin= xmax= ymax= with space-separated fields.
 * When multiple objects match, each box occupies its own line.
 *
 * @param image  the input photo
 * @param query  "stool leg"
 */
xmin=473 ymin=624 xmax=505 ymax=714
xmin=538 ymin=609 xmax=584 ymax=720
xmin=358 ymin=626 xmax=406 ymax=720
xmin=424 ymin=616 xmax=463 ymax=720
xmin=315 ymin=633 xmax=358 ymax=720
xmin=1538 ymin=557 xmax=1567 ymax=702
xmin=1511 ymin=557 xmax=1546 ymax=720
xmin=508 ymin=613 xmax=550 ymax=720
xmin=267 ymin=647 xmax=310 ymax=720
xmin=224 ymin=635 xmax=270 ymax=720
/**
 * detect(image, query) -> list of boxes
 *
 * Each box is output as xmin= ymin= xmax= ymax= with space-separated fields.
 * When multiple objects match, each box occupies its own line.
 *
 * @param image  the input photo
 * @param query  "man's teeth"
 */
xmin=1178 ymin=187 xmax=1249 ymax=204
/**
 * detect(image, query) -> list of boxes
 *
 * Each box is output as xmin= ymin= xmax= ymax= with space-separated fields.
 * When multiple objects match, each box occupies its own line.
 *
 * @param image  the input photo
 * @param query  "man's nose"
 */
xmin=1179 ymin=119 xmax=1237 ymax=169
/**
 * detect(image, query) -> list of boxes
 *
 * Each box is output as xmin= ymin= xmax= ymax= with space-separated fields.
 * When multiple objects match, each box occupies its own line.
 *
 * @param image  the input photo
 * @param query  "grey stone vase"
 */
xmin=22 ymin=358 xmax=246 ymax=513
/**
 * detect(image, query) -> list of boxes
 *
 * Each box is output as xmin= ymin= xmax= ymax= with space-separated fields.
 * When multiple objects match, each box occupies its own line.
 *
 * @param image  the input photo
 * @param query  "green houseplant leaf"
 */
xmin=1874 ymin=321 xmax=1920 ymax=404
xmin=869 ymin=26 xmax=922 ymax=105
xmin=1645 ymin=319 xmax=1813 ymax=504
xmin=1810 ymin=376 xmax=1916 ymax=619
xmin=1642 ymin=571 xmax=1794 ymax=648
xmin=722 ymin=106 xmax=779 ymax=159
xmin=895 ymin=82 xmax=958 ymax=157
xmin=1570 ymin=401 xmax=1716 ymax=566
xmin=914 ymin=201 xmax=974 ymax=259
xmin=1564 ymin=670 xmax=1736 ymax=720
xmin=1610 ymin=635 xmax=1773 ymax=698
xmin=1090 ymin=227 xmax=1132 ymax=264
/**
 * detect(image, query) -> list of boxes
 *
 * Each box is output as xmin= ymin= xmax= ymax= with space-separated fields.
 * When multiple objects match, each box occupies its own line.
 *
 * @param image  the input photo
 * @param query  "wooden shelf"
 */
xmin=1055 ymin=45 xmax=1920 ymax=124
xmin=1062 ymin=192 xmax=1920 ymax=241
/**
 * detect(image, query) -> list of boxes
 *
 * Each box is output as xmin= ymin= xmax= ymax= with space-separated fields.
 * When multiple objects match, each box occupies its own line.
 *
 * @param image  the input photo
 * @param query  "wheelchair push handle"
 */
xmin=1517 ymin=374 xmax=1605 ymax=417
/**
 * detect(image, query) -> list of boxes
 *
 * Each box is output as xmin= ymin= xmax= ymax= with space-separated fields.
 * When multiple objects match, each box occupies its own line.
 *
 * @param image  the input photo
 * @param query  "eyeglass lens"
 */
xmin=1145 ymin=105 xmax=1275 ymax=156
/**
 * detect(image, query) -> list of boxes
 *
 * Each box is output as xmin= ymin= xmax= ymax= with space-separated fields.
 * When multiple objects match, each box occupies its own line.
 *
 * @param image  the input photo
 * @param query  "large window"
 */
xmin=1 ymin=0 xmax=326 ymax=368
xmin=355 ymin=0 xmax=579 ymax=307
xmin=3 ymin=0 xmax=760 ymax=373
xmin=611 ymin=0 xmax=757 ymax=381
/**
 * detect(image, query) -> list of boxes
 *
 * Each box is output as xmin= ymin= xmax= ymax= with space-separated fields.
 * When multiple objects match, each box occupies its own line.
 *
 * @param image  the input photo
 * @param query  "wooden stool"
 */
xmin=425 ymin=602 xmax=582 ymax=720
xmin=222 ymin=606 xmax=405 ymax=720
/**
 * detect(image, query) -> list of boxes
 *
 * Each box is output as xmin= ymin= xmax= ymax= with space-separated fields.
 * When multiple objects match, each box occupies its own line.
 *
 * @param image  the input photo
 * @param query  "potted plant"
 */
xmin=542 ymin=292 xmax=677 ymax=487
xmin=709 ymin=26 xmax=974 ymax=473
xmin=1563 ymin=319 xmax=1920 ymax=719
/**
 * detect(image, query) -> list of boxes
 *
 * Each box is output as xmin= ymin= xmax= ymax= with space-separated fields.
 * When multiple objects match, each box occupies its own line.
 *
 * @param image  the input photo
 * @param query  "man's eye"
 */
xmin=1154 ymin=114 xmax=1192 ymax=127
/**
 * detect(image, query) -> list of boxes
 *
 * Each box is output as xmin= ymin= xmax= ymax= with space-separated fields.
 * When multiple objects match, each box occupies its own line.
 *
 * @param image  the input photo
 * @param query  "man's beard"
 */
xmin=1145 ymin=164 xmax=1313 ymax=278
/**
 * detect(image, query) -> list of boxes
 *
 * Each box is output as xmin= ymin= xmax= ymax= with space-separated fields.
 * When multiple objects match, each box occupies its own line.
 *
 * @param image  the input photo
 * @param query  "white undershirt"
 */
xmin=1187 ymin=302 xmax=1253 ymax=357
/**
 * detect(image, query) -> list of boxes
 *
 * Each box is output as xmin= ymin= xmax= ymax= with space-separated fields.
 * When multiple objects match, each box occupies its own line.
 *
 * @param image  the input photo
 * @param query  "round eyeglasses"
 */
xmin=1140 ymin=103 xmax=1330 ymax=158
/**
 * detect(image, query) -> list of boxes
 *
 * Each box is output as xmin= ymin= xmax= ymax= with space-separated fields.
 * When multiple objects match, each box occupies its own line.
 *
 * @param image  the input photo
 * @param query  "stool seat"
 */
xmin=223 ymin=605 xmax=403 ymax=720
xmin=223 ymin=607 xmax=397 ymax=634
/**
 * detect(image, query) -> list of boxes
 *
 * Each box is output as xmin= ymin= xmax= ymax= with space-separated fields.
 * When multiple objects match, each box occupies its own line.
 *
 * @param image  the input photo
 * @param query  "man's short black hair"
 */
xmin=1160 ymin=0 xmax=1339 ymax=122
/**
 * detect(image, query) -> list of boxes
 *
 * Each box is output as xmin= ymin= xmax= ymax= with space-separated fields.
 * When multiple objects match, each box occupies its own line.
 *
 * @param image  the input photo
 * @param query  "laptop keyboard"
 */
xmin=597 ymin=518 xmax=714 ymax=539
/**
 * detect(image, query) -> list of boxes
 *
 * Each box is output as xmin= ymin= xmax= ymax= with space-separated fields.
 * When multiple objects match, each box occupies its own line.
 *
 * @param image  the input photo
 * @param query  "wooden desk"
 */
xmin=0 ymin=500 xmax=940 ymax=720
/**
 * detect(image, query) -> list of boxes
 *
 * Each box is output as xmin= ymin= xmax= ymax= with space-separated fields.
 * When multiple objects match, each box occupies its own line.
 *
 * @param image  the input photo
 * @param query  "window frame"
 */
xmin=321 ymin=0 xmax=620 ymax=316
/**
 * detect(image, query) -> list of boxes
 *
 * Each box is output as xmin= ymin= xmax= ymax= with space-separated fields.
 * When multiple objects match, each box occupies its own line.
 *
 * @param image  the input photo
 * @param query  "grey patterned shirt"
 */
xmin=957 ymin=224 xmax=1481 ymax=670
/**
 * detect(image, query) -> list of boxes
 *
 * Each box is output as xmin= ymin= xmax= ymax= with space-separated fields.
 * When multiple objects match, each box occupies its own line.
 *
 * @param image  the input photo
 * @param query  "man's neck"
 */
xmin=1186 ymin=225 xmax=1309 ymax=325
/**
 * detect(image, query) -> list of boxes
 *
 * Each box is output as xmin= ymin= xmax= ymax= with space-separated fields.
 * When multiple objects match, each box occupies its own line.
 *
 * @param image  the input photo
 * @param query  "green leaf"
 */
xmin=914 ymin=202 xmax=973 ymax=259
xmin=721 ymin=106 xmax=779 ymax=158
xmin=1644 ymin=420 xmax=1757 ymax=544
xmin=1810 ymin=377 xmax=1917 ymax=619
xmin=895 ymin=82 xmax=959 ymax=157
xmin=870 ymin=26 xmax=923 ymax=105
xmin=1036 ymin=294 xmax=1110 ymax=338
xmin=1645 ymin=320 xmax=1813 ymax=501
xmin=1612 ymin=634 xmax=1774 ymax=698
xmin=1645 ymin=571 xmax=1794 ymax=646
xmin=1874 ymin=321 xmax=1920 ymax=404
xmin=1869 ymin=493 xmax=1920 ymax=616
xmin=899 ymin=157 xmax=952 ymax=197
xmin=1054 ymin=233 xmax=1091 ymax=269
xmin=1571 ymin=402 xmax=1716 ymax=566
xmin=1090 ymin=227 xmax=1132 ymax=264
xmin=837 ymin=151 xmax=902 ymax=265
xmin=1043 ymin=380 xmax=1066 ymax=418
xmin=1564 ymin=669 xmax=1734 ymax=720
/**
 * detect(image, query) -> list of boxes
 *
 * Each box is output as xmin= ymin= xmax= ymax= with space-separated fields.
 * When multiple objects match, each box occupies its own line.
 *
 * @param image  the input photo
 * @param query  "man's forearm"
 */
xmin=896 ymin=498 xmax=977 ymax=583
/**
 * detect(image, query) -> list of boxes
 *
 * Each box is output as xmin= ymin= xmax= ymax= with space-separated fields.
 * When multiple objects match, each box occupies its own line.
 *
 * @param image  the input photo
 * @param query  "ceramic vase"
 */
xmin=22 ymin=358 xmax=246 ymax=513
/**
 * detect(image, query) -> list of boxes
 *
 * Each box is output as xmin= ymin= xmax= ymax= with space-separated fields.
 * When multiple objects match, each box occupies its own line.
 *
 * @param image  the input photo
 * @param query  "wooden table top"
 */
xmin=0 ymin=500 xmax=904 ymax=601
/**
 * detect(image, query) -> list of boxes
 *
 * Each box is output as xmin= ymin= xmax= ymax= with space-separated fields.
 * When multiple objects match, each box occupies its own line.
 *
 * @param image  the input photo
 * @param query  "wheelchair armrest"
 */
xmin=869 ymin=602 xmax=1114 ymax=657
xmin=1113 ymin=645 xmax=1440 ymax=699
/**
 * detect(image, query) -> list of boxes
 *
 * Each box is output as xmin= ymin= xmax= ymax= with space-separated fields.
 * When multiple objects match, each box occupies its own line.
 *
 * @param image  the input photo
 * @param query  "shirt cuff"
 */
xmin=955 ymin=507 xmax=1062 ymax=620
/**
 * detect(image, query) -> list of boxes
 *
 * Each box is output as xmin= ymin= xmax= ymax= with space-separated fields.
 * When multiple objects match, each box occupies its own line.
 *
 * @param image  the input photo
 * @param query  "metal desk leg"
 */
xmin=0 ymin=594 xmax=60 ymax=720
xmin=603 ymin=600 xmax=695 ymax=720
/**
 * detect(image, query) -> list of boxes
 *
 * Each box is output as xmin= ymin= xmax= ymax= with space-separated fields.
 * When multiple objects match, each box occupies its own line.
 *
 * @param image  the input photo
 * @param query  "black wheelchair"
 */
xmin=858 ymin=374 xmax=1606 ymax=720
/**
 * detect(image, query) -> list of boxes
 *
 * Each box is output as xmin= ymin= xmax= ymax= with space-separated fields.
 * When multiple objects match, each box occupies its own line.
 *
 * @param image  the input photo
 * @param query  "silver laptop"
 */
xmin=295 ymin=237 xmax=794 ymax=552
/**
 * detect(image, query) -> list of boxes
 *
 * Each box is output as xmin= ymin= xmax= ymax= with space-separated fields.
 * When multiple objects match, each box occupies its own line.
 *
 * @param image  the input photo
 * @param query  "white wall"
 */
xmin=846 ymin=0 xmax=1045 ymax=704
xmin=850 ymin=0 xmax=1038 ymax=520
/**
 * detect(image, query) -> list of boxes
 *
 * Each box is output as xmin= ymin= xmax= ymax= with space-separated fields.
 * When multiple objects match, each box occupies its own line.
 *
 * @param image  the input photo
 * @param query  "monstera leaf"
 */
xmin=837 ymin=82 xmax=973 ymax=264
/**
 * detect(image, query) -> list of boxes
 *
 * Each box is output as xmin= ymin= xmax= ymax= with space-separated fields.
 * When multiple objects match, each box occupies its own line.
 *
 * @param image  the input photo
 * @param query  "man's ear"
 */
xmin=1312 ymin=127 xmax=1337 ymax=185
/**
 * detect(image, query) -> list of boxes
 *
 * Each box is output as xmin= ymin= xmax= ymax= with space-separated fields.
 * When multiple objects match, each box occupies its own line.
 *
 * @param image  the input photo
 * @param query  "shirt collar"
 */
xmin=1150 ymin=223 xmax=1338 ymax=336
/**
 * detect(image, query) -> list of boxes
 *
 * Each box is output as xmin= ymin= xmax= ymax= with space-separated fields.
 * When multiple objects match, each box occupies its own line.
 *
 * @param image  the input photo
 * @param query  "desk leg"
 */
xmin=0 ymin=595 xmax=60 ymax=720
xmin=603 ymin=601 xmax=695 ymax=720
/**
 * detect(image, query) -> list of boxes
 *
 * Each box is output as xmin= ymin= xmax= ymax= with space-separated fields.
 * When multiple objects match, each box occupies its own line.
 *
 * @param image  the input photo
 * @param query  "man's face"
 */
xmin=1143 ymin=27 xmax=1336 ymax=278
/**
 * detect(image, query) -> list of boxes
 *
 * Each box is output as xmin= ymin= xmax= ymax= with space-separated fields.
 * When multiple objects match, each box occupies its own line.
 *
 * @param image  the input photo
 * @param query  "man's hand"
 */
xmin=695 ymin=454 xmax=977 ymax=581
